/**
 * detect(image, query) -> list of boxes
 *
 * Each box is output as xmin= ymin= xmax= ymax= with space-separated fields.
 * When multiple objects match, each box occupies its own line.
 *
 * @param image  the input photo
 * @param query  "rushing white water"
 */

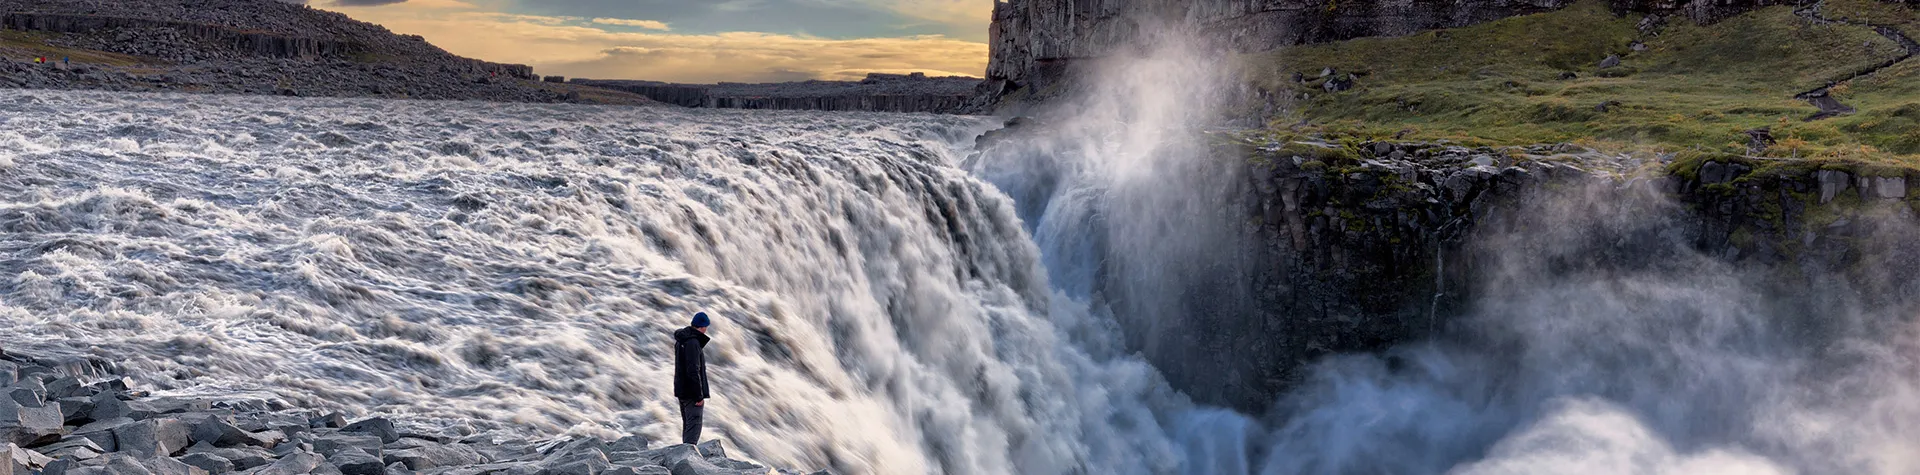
xmin=963 ymin=28 xmax=1920 ymax=475
xmin=0 ymin=89 xmax=1193 ymax=475
xmin=5 ymin=54 xmax=1919 ymax=475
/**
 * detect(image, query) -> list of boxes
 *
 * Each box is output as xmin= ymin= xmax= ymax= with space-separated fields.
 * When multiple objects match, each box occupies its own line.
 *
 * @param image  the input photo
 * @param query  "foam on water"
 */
xmin=6 ymin=73 xmax=1919 ymax=475
xmin=0 ymin=89 xmax=1189 ymax=475
xmin=961 ymin=29 xmax=1920 ymax=475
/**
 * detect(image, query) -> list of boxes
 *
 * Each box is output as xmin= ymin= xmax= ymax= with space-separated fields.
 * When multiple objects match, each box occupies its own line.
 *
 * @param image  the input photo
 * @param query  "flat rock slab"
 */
xmin=0 ymin=397 xmax=61 ymax=431
xmin=383 ymin=443 xmax=483 ymax=470
xmin=111 ymin=418 xmax=194 ymax=458
xmin=314 ymin=433 xmax=384 ymax=458
xmin=328 ymin=448 xmax=385 ymax=475
xmin=191 ymin=417 xmax=281 ymax=449
xmin=695 ymin=441 xmax=724 ymax=459
xmin=4 ymin=443 xmax=53 ymax=472
xmin=607 ymin=466 xmax=672 ymax=475
xmin=179 ymin=452 xmax=234 ymax=474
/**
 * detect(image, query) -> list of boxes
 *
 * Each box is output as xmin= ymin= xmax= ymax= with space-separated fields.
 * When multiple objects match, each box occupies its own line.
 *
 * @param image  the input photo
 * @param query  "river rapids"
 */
xmin=2 ymin=86 xmax=1917 ymax=475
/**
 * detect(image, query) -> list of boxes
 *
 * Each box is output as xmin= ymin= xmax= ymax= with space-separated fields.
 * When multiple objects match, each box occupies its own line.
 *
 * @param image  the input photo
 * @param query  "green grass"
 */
xmin=1241 ymin=0 xmax=1920 ymax=170
xmin=0 ymin=30 xmax=154 ymax=67
xmin=1826 ymin=0 xmax=1920 ymax=37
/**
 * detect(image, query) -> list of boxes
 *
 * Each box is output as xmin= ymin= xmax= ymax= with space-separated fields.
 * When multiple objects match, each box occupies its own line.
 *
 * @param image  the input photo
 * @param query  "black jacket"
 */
xmin=673 ymin=326 xmax=710 ymax=400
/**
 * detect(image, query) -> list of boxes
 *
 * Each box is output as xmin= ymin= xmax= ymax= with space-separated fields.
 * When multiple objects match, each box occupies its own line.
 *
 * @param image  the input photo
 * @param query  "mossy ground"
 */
xmin=1242 ymin=0 xmax=1920 ymax=171
xmin=1 ymin=30 xmax=153 ymax=67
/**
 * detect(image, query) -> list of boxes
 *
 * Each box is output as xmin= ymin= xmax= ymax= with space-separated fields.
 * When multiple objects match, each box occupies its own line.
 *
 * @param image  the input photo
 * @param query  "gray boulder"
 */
xmin=632 ymin=444 xmax=699 ymax=467
xmin=83 ymin=378 xmax=132 ymax=396
xmin=341 ymin=418 xmax=399 ymax=444
xmin=43 ymin=377 xmax=83 ymax=400
xmin=179 ymin=452 xmax=233 ymax=474
xmin=607 ymin=466 xmax=672 ymax=475
xmin=695 ymin=441 xmax=724 ymax=459
xmin=138 ymin=455 xmax=207 ymax=475
xmin=124 ymin=397 xmax=215 ymax=420
xmin=382 ymin=443 xmax=483 ymax=470
xmin=57 ymin=396 xmax=95 ymax=424
xmin=329 ymin=447 xmax=387 ymax=475
xmin=62 ymin=452 xmax=205 ymax=475
xmin=709 ymin=458 xmax=762 ymax=471
xmin=36 ymin=437 xmax=105 ymax=461
xmin=4 ymin=443 xmax=53 ymax=473
xmin=608 ymin=436 xmax=647 ymax=453
xmin=252 ymin=451 xmax=323 ymax=475
xmin=184 ymin=443 xmax=274 ymax=471
xmin=0 ymin=395 xmax=63 ymax=445
xmin=1598 ymin=54 xmax=1622 ymax=69
xmin=70 ymin=418 xmax=134 ymax=451
xmin=89 ymin=393 xmax=132 ymax=421
xmin=311 ymin=413 xmax=349 ymax=429
xmin=314 ymin=433 xmax=383 ymax=458
xmin=110 ymin=418 xmax=194 ymax=458
xmin=6 ymin=378 xmax=46 ymax=406
xmin=545 ymin=455 xmax=611 ymax=475
xmin=41 ymin=457 xmax=78 ymax=475
xmin=668 ymin=455 xmax=731 ymax=475
xmin=190 ymin=417 xmax=281 ymax=449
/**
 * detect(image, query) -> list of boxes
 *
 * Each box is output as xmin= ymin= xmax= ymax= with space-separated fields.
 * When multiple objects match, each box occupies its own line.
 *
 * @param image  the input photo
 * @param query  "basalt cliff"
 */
xmin=976 ymin=0 xmax=1920 ymax=412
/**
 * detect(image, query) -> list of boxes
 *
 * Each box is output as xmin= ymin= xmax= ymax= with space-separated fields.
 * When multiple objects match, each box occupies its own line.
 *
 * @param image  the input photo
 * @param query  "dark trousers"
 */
xmin=678 ymin=399 xmax=704 ymax=444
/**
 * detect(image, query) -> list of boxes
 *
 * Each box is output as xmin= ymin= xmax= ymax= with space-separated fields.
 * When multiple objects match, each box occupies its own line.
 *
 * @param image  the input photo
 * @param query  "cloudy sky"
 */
xmin=317 ymin=0 xmax=993 ymax=83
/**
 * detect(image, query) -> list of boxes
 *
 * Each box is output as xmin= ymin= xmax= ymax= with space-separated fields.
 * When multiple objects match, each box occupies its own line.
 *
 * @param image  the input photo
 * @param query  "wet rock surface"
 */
xmin=0 ymin=350 xmax=818 ymax=475
xmin=1218 ymin=138 xmax=1920 ymax=410
xmin=973 ymin=118 xmax=1920 ymax=411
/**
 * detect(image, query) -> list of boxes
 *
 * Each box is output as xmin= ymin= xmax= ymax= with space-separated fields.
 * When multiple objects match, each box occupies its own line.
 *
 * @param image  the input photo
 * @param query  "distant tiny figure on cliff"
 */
xmin=673 ymin=312 xmax=713 ymax=444
xmin=34 ymin=56 xmax=44 ymax=64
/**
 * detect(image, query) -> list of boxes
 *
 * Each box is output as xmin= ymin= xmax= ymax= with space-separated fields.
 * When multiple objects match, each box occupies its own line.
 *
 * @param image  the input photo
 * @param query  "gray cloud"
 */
xmin=332 ymin=0 xmax=408 ymax=6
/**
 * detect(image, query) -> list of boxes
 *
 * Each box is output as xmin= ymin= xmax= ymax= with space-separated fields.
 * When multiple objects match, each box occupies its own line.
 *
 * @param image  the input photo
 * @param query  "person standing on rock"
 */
xmin=674 ymin=312 xmax=713 ymax=444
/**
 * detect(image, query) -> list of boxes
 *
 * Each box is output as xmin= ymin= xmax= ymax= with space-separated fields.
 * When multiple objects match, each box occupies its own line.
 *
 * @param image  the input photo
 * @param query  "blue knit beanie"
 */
xmin=691 ymin=312 xmax=711 ymax=328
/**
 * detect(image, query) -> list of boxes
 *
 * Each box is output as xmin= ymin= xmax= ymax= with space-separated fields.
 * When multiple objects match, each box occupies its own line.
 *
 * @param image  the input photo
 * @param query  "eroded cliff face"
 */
xmin=975 ymin=122 xmax=1920 ymax=412
xmin=981 ymin=0 xmax=1781 ymax=105
xmin=1221 ymin=141 xmax=1920 ymax=410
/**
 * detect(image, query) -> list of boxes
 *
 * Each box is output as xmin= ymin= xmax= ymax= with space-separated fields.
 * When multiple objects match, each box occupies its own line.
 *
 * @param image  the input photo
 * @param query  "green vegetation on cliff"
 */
xmin=1245 ymin=0 xmax=1920 ymax=168
xmin=1 ymin=30 xmax=148 ymax=67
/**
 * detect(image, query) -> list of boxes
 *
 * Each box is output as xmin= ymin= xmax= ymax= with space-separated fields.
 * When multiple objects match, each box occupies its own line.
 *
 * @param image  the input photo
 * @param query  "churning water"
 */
xmin=4 ymin=74 xmax=1918 ymax=475
xmin=0 ymin=89 xmax=1187 ymax=474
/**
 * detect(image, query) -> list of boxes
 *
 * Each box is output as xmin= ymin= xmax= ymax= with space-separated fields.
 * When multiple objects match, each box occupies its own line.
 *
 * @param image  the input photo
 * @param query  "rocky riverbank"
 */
xmin=0 ymin=349 xmax=815 ymax=475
